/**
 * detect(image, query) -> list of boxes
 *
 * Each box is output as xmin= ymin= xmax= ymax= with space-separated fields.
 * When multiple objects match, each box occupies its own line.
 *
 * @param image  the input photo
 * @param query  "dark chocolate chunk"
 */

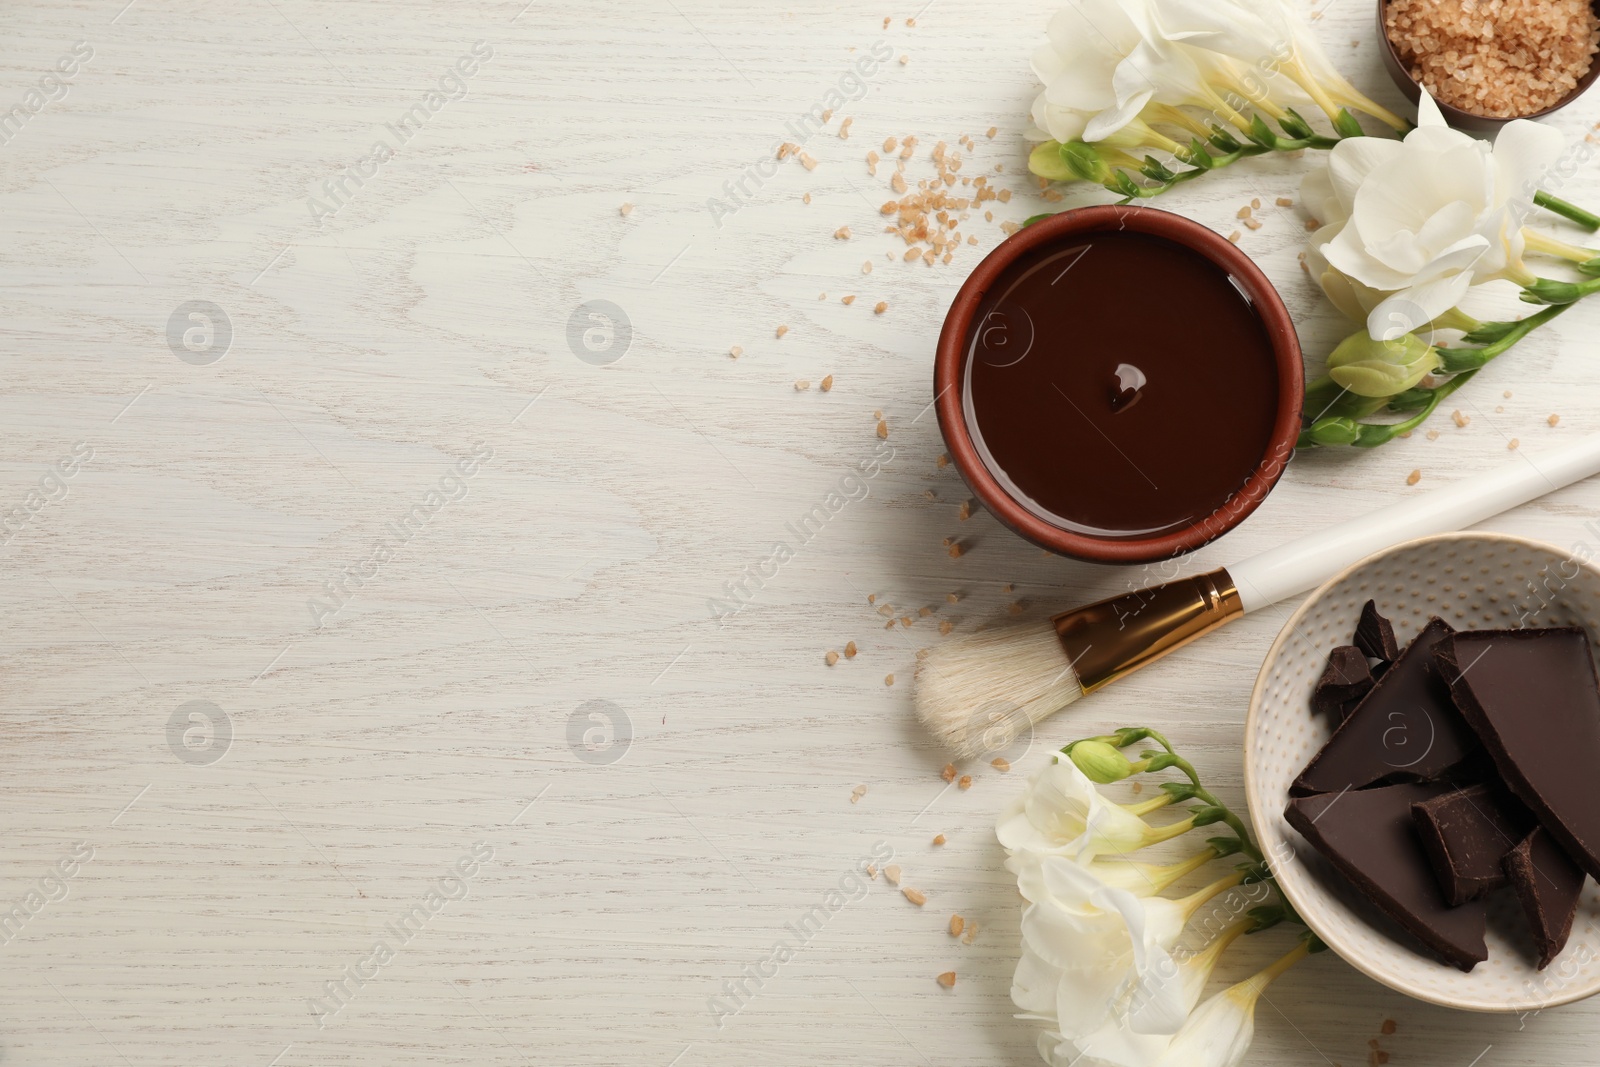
xmin=1286 ymin=782 xmax=1488 ymax=971
xmin=1355 ymin=599 xmax=1400 ymax=662
xmin=1410 ymin=783 xmax=1533 ymax=906
xmin=1435 ymin=627 xmax=1600 ymax=881
xmin=1504 ymin=827 xmax=1586 ymax=969
xmin=1293 ymin=617 xmax=1478 ymax=795
xmin=1312 ymin=645 xmax=1374 ymax=719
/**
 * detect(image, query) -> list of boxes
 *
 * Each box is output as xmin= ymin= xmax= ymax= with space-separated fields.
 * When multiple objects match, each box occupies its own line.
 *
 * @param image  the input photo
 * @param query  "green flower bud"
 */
xmin=1326 ymin=330 xmax=1439 ymax=398
xmin=1059 ymin=140 xmax=1111 ymax=184
xmin=1027 ymin=141 xmax=1079 ymax=183
xmin=1069 ymin=740 xmax=1135 ymax=783
xmin=1298 ymin=417 xmax=1361 ymax=447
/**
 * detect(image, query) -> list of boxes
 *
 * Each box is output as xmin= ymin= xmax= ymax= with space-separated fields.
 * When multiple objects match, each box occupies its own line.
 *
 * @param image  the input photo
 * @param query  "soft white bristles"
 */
xmin=914 ymin=623 xmax=1084 ymax=758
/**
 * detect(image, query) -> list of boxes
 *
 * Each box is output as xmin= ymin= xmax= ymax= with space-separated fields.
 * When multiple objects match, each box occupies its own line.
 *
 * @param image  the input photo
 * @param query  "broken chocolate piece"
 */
xmin=1355 ymin=599 xmax=1401 ymax=662
xmin=1504 ymin=827 xmax=1586 ymax=969
xmin=1410 ymin=783 xmax=1533 ymax=905
xmin=1286 ymin=782 xmax=1488 ymax=971
xmin=1312 ymin=645 xmax=1374 ymax=719
xmin=1293 ymin=617 xmax=1478 ymax=795
xmin=1435 ymin=627 xmax=1600 ymax=881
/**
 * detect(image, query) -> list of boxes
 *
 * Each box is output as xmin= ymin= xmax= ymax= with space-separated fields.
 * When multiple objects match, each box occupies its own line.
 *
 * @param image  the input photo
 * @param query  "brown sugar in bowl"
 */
xmin=933 ymin=205 xmax=1303 ymax=566
xmin=1378 ymin=0 xmax=1600 ymax=133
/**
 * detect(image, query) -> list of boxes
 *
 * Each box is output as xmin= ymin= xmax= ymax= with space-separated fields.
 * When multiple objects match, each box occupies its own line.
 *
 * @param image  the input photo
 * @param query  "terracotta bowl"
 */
xmin=1378 ymin=0 xmax=1600 ymax=133
xmin=1245 ymin=532 xmax=1600 ymax=1011
xmin=933 ymin=205 xmax=1303 ymax=566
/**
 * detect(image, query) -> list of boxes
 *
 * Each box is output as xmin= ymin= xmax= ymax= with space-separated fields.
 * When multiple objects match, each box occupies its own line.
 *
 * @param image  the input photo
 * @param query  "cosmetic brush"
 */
xmin=916 ymin=431 xmax=1600 ymax=756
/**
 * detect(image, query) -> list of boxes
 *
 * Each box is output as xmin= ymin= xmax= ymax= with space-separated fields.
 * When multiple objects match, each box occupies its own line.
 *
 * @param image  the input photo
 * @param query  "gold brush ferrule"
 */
xmin=1052 ymin=568 xmax=1244 ymax=693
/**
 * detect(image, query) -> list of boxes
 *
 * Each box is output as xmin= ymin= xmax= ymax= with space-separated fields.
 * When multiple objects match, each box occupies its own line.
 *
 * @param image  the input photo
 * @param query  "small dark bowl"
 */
xmin=933 ymin=205 xmax=1303 ymax=566
xmin=1378 ymin=0 xmax=1600 ymax=132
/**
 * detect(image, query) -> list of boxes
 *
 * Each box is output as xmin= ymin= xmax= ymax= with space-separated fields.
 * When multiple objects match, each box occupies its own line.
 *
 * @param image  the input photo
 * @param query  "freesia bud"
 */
xmin=1060 ymin=141 xmax=1111 ymax=184
xmin=1325 ymin=330 xmax=1439 ymax=398
xmin=1069 ymin=740 xmax=1135 ymax=783
xmin=1299 ymin=417 xmax=1361 ymax=448
xmin=1027 ymin=140 xmax=1078 ymax=182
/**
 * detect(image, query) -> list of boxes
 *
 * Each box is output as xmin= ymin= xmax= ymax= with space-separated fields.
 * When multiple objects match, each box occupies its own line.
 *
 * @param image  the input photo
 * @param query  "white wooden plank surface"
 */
xmin=2 ymin=1 xmax=1600 ymax=1064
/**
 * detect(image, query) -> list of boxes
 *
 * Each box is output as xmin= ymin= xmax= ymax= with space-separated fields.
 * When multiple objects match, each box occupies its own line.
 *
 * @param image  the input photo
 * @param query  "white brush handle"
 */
xmin=1230 ymin=431 xmax=1600 ymax=612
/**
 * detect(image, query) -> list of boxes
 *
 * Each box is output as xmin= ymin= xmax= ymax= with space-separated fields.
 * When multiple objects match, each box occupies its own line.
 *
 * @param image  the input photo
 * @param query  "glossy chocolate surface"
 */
xmin=961 ymin=230 xmax=1279 ymax=541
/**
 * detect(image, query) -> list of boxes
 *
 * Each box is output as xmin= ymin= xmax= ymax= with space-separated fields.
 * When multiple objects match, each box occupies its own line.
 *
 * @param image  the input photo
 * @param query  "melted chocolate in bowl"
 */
xmin=961 ymin=230 xmax=1280 ymax=540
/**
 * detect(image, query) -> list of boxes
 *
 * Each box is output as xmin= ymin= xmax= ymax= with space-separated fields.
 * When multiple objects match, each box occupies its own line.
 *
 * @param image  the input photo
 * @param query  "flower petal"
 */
xmin=1365 ymin=273 xmax=1473 ymax=340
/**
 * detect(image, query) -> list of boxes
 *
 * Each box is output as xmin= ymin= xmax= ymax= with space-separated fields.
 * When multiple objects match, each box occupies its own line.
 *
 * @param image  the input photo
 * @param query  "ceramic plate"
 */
xmin=1244 ymin=532 xmax=1600 ymax=1012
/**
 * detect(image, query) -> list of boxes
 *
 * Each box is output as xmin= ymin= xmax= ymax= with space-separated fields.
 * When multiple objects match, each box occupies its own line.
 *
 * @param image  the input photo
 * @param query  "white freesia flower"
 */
xmin=1150 ymin=938 xmax=1310 ymax=1067
xmin=1028 ymin=0 xmax=1227 ymax=145
xmin=1034 ymin=920 xmax=1251 ymax=1067
xmin=1303 ymin=92 xmax=1566 ymax=340
xmin=996 ymin=756 xmax=1191 ymax=864
xmin=1013 ymin=856 xmax=1191 ymax=1040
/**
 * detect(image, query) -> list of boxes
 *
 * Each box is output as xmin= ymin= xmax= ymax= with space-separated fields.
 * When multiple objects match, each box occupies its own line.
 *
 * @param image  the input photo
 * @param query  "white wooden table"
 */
xmin=3 ymin=1 xmax=1600 ymax=1064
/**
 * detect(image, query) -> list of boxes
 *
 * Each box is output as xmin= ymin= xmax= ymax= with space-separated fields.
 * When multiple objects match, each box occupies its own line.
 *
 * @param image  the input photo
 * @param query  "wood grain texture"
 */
xmin=2 ymin=1 xmax=1600 ymax=1064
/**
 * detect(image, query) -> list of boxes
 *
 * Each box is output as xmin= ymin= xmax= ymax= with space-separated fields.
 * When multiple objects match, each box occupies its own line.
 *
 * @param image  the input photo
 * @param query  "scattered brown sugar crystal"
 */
xmin=891 ymin=172 xmax=908 ymax=194
xmin=799 ymin=151 xmax=818 ymax=171
xmin=884 ymin=136 xmax=898 ymax=153
xmin=866 ymin=863 xmax=878 ymax=879
xmin=1509 ymin=438 xmax=1520 ymax=449
xmin=826 ymin=650 xmax=840 ymax=666
xmin=794 ymin=380 xmax=810 ymax=391
xmin=1243 ymin=217 xmax=1263 ymax=230
xmin=1305 ymin=218 xmax=1321 ymax=231
xmin=947 ymin=542 xmax=964 ymax=558
xmin=1227 ymin=230 xmax=1242 ymax=243
xmin=962 ymin=921 xmax=979 ymax=944
xmin=850 ymin=784 xmax=867 ymax=803
xmin=862 ymin=260 xmax=873 ymax=274
xmin=936 ymin=971 xmax=956 ymax=988
xmin=802 ymin=192 xmax=811 ymax=204
xmin=1453 ymin=409 xmax=1469 ymax=427
xmin=1385 ymin=0 xmax=1599 ymax=118
xmin=945 ymin=592 xmax=959 ymax=603
xmin=1381 ymin=1019 xmax=1397 ymax=1036
xmin=906 ymin=16 xmax=916 ymax=25
xmin=844 ymin=640 xmax=857 ymax=658
xmin=899 ymin=54 xmax=909 ymax=64
xmin=1406 ymin=469 xmax=1421 ymax=485
xmin=1277 ymin=196 xmax=1294 ymax=207
xmin=876 ymin=419 xmax=888 ymax=439
xmin=1427 ymin=429 xmax=1440 ymax=439
xmin=1504 ymin=390 xmax=1514 ymax=398
xmin=936 ymin=454 xmax=949 ymax=468
xmin=619 ymin=202 xmax=633 ymax=216
xmin=777 ymin=142 xmax=797 ymax=159
xmin=991 ymin=757 xmax=1011 ymax=772
xmin=1007 ymin=601 xmax=1024 ymax=616
xmin=729 ymin=345 xmax=742 ymax=358
xmin=884 ymin=864 xmax=903 ymax=885
xmin=1550 ymin=413 xmax=1562 ymax=426
xmin=958 ymin=774 xmax=973 ymax=790
xmin=949 ymin=914 xmax=965 ymax=936
xmin=918 ymin=606 xmax=933 ymax=617
xmin=776 ymin=325 xmax=789 ymax=338
xmin=942 ymin=762 xmax=957 ymax=782
xmin=939 ymin=620 xmax=953 ymax=635
xmin=987 ymin=126 xmax=997 ymax=138
xmin=841 ymin=295 xmax=856 ymax=306
xmin=932 ymin=833 xmax=946 ymax=845
xmin=834 ymin=225 xmax=852 ymax=239
xmin=883 ymin=15 xmax=890 ymax=27
xmin=903 ymin=246 xmax=921 ymax=262
xmin=884 ymin=673 xmax=895 ymax=686
xmin=821 ymin=374 xmax=834 ymax=391
xmin=839 ymin=117 xmax=853 ymax=139
xmin=874 ymin=300 xmax=888 ymax=314
xmin=1236 ymin=206 xmax=1253 ymax=219
xmin=821 ymin=109 xmax=833 ymax=123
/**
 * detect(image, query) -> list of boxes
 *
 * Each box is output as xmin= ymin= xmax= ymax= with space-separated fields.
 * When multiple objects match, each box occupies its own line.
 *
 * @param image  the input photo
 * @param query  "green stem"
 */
xmin=1348 ymin=371 xmax=1477 ymax=447
xmin=1437 ymin=303 xmax=1572 ymax=370
xmin=1535 ymin=189 xmax=1600 ymax=232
